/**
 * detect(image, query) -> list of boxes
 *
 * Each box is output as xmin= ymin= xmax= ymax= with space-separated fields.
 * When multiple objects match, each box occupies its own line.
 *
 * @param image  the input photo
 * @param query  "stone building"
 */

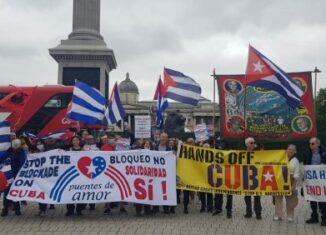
xmin=111 ymin=73 xmax=220 ymax=134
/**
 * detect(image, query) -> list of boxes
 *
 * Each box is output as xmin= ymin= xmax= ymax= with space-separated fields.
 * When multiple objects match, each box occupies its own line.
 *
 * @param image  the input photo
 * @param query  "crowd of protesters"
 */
xmin=0 ymin=128 xmax=326 ymax=227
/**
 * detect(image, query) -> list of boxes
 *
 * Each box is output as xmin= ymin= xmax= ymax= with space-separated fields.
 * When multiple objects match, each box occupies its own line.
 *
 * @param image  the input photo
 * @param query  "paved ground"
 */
xmin=1 ymin=194 xmax=326 ymax=235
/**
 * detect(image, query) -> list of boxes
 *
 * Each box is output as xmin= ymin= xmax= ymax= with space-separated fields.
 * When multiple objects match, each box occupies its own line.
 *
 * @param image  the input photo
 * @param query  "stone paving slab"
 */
xmin=0 ymin=196 xmax=326 ymax=235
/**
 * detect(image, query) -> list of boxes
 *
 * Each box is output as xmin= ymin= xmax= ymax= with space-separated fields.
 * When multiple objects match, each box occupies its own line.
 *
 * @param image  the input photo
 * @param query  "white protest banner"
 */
xmin=7 ymin=149 xmax=176 ymax=205
xmin=194 ymin=124 xmax=209 ymax=142
xmin=134 ymin=115 xmax=151 ymax=139
xmin=303 ymin=165 xmax=326 ymax=202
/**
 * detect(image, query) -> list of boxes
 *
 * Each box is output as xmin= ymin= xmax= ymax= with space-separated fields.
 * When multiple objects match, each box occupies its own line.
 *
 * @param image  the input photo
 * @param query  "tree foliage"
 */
xmin=316 ymin=88 xmax=326 ymax=135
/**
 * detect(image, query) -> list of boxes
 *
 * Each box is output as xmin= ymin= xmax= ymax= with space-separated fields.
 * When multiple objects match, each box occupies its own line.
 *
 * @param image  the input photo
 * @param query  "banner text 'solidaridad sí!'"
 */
xmin=177 ymin=144 xmax=291 ymax=196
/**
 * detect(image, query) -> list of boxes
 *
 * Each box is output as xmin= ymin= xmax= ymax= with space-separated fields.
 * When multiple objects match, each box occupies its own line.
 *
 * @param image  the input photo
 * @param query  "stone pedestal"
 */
xmin=49 ymin=0 xmax=116 ymax=98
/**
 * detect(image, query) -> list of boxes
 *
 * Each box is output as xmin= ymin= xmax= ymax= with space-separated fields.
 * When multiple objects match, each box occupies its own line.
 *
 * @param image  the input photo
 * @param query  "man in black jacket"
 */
xmin=303 ymin=137 xmax=326 ymax=226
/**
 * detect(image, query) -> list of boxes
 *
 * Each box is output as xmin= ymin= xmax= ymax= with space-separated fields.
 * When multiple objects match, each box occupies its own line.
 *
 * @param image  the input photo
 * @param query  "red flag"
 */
xmin=245 ymin=45 xmax=274 ymax=83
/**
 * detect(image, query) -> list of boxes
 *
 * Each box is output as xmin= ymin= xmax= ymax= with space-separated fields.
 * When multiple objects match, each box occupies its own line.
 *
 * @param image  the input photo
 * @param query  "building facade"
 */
xmin=111 ymin=73 xmax=220 ymax=134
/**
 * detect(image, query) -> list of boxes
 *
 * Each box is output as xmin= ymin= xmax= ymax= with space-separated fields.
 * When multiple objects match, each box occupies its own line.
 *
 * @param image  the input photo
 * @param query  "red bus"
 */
xmin=0 ymin=85 xmax=82 ymax=135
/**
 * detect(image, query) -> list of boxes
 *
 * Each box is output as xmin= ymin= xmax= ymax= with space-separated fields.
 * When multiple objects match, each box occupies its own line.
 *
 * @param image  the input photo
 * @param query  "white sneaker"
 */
xmin=273 ymin=216 xmax=282 ymax=221
xmin=287 ymin=217 xmax=294 ymax=222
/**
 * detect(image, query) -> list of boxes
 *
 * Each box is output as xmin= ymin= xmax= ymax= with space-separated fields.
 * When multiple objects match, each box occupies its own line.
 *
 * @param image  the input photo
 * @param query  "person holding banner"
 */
xmin=213 ymin=138 xmax=233 ymax=218
xmin=244 ymin=137 xmax=262 ymax=219
xmin=33 ymin=139 xmax=53 ymax=216
xmin=135 ymin=140 xmax=153 ymax=215
xmin=303 ymin=137 xmax=326 ymax=226
xmin=1 ymin=139 xmax=26 ymax=217
xmin=83 ymin=135 xmax=99 ymax=151
xmin=65 ymin=136 xmax=85 ymax=216
xmin=199 ymin=142 xmax=213 ymax=213
xmin=153 ymin=133 xmax=174 ymax=214
xmin=273 ymin=144 xmax=300 ymax=222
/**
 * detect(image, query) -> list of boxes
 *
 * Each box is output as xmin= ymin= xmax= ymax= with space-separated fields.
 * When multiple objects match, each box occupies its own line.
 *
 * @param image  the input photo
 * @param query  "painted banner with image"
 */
xmin=177 ymin=144 xmax=291 ymax=196
xmin=216 ymin=72 xmax=316 ymax=140
xmin=303 ymin=165 xmax=326 ymax=202
xmin=7 ymin=149 xmax=176 ymax=205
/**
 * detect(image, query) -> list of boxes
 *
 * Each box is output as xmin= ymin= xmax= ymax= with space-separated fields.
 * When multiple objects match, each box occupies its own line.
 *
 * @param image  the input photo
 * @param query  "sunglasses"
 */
xmin=249 ymin=142 xmax=256 ymax=144
xmin=310 ymin=143 xmax=315 ymax=145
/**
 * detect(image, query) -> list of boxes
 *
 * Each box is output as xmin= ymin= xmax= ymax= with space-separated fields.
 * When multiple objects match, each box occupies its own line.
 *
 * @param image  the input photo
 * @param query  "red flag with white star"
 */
xmin=245 ymin=45 xmax=274 ymax=83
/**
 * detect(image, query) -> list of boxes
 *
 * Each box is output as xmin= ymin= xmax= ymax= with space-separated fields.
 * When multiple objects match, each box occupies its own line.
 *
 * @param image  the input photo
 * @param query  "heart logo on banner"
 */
xmin=77 ymin=156 xmax=106 ymax=179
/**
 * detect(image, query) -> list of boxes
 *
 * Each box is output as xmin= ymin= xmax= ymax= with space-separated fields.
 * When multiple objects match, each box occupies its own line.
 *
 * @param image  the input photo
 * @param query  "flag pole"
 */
xmin=243 ymin=45 xmax=251 ymax=141
xmin=149 ymin=75 xmax=161 ymax=136
xmin=212 ymin=69 xmax=216 ymax=147
xmin=313 ymin=66 xmax=321 ymax=114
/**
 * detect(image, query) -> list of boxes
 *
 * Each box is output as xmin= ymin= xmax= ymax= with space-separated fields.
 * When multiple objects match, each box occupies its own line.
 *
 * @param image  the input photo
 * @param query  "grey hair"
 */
xmin=287 ymin=144 xmax=297 ymax=152
xmin=245 ymin=137 xmax=254 ymax=146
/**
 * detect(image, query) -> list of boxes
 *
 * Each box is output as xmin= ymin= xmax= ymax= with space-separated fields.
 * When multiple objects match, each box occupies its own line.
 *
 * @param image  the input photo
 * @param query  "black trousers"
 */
xmin=2 ymin=187 xmax=20 ymax=212
xmin=310 ymin=201 xmax=326 ymax=221
xmin=135 ymin=204 xmax=151 ymax=214
xmin=177 ymin=189 xmax=181 ymax=204
xmin=183 ymin=190 xmax=190 ymax=208
xmin=39 ymin=203 xmax=47 ymax=212
xmin=200 ymin=193 xmax=213 ymax=209
xmin=244 ymin=196 xmax=261 ymax=215
xmin=66 ymin=204 xmax=85 ymax=214
xmin=215 ymin=194 xmax=233 ymax=212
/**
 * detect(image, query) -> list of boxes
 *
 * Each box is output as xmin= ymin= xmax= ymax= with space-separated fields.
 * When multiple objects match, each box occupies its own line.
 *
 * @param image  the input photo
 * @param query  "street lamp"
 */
xmin=313 ymin=67 xmax=321 ymax=113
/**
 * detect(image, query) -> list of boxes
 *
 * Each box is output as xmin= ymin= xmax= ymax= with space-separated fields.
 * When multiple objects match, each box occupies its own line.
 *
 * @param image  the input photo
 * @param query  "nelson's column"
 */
xmin=49 ymin=0 xmax=116 ymax=98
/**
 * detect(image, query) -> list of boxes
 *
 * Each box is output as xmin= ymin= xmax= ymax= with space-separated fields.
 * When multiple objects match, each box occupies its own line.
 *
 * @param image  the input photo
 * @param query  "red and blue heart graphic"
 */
xmin=77 ymin=156 xmax=106 ymax=179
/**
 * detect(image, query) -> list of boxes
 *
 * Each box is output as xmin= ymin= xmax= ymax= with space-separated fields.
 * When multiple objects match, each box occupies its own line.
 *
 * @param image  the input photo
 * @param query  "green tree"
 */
xmin=316 ymin=88 xmax=326 ymax=137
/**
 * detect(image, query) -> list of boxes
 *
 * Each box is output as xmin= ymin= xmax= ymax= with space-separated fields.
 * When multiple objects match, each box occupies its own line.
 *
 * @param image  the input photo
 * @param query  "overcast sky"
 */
xmin=0 ymin=0 xmax=325 ymax=102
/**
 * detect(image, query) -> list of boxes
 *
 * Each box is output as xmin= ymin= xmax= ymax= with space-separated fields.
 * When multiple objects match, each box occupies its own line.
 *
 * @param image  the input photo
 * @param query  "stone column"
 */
xmin=69 ymin=0 xmax=103 ymax=40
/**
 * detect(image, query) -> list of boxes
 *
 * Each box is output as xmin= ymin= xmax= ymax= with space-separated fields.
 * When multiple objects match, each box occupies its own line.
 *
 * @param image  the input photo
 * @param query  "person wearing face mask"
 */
xmin=100 ymin=134 xmax=116 ymax=151
xmin=303 ymin=137 xmax=326 ymax=226
xmin=244 ymin=137 xmax=262 ymax=220
xmin=32 ymin=139 xmax=52 ymax=216
xmin=273 ymin=144 xmax=300 ymax=222
xmin=1 ymin=139 xmax=26 ymax=217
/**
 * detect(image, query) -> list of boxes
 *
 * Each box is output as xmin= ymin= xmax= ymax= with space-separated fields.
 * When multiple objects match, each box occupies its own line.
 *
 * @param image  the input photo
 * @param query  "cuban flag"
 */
xmin=163 ymin=68 xmax=201 ymax=106
xmin=0 ymin=121 xmax=13 ymax=191
xmin=41 ymin=130 xmax=75 ymax=141
xmin=104 ymin=82 xmax=126 ymax=125
xmin=67 ymin=80 xmax=106 ymax=125
xmin=154 ymin=78 xmax=168 ymax=129
xmin=245 ymin=45 xmax=303 ymax=108
xmin=0 ymin=121 xmax=11 ymax=160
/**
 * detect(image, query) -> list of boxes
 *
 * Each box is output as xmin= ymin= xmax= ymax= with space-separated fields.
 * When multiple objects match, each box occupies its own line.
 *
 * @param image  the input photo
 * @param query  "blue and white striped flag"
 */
xmin=67 ymin=80 xmax=106 ymax=125
xmin=163 ymin=68 xmax=201 ymax=106
xmin=0 ymin=121 xmax=13 ymax=190
xmin=0 ymin=121 xmax=11 ymax=160
xmin=104 ymin=82 xmax=126 ymax=125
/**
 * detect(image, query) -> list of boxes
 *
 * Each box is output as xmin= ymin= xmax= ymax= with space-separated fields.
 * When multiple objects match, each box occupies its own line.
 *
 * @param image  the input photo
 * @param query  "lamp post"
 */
xmin=313 ymin=67 xmax=321 ymax=114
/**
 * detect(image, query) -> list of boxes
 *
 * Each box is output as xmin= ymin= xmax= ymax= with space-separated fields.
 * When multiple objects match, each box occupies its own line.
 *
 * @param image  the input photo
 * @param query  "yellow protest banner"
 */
xmin=177 ymin=144 xmax=291 ymax=196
